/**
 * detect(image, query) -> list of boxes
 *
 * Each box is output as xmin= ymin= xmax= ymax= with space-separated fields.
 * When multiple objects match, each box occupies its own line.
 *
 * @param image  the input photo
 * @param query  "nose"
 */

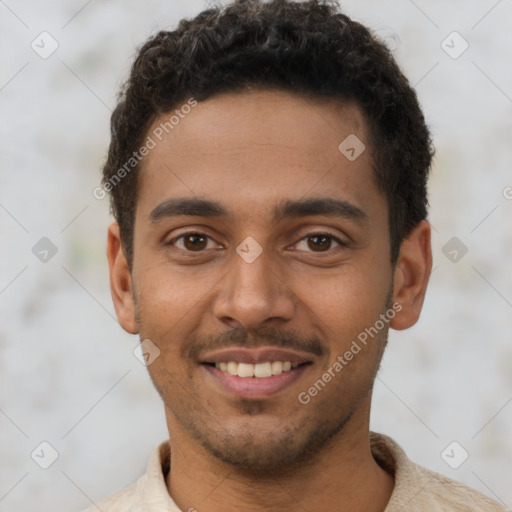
xmin=212 ymin=247 xmax=296 ymax=330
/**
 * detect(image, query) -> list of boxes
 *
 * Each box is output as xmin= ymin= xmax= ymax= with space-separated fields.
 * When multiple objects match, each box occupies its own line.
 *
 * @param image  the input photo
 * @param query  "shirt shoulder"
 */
xmin=370 ymin=432 xmax=507 ymax=512
xmin=82 ymin=441 xmax=180 ymax=512
xmin=82 ymin=479 xmax=139 ymax=512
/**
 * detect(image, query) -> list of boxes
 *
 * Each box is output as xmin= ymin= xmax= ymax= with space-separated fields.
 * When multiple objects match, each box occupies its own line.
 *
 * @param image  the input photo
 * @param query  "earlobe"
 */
xmin=390 ymin=220 xmax=432 ymax=331
xmin=106 ymin=222 xmax=139 ymax=334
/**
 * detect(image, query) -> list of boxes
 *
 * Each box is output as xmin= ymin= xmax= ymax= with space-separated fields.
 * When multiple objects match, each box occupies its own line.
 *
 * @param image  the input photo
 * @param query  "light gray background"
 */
xmin=1 ymin=1 xmax=511 ymax=511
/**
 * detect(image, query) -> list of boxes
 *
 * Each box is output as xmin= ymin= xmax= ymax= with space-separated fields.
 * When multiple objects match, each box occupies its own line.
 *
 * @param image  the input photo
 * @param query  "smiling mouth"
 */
xmin=203 ymin=361 xmax=312 ymax=378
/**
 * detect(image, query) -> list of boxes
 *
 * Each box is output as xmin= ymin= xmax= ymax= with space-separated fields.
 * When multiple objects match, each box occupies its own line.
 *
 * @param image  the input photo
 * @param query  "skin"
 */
xmin=107 ymin=89 xmax=432 ymax=511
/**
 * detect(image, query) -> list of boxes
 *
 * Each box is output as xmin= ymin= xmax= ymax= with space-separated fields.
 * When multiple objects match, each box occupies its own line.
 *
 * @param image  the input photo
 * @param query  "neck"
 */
xmin=164 ymin=398 xmax=394 ymax=512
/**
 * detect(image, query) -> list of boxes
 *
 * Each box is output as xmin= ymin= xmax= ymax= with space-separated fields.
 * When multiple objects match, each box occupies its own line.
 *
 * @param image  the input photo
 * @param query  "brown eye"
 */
xmin=183 ymin=234 xmax=208 ymax=251
xmin=167 ymin=232 xmax=217 ymax=252
xmin=307 ymin=234 xmax=333 ymax=252
xmin=293 ymin=232 xmax=346 ymax=254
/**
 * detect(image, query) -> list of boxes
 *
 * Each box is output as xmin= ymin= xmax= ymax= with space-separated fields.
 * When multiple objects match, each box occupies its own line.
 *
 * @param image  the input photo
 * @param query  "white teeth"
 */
xmin=271 ymin=361 xmax=283 ymax=375
xmin=237 ymin=363 xmax=254 ymax=378
xmin=254 ymin=362 xmax=272 ymax=378
xmin=227 ymin=361 xmax=238 ymax=376
xmin=214 ymin=361 xmax=300 ymax=378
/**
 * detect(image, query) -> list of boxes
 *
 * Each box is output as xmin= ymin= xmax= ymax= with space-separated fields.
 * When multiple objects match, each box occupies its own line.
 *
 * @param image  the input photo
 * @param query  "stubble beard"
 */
xmin=138 ymin=288 xmax=392 ymax=477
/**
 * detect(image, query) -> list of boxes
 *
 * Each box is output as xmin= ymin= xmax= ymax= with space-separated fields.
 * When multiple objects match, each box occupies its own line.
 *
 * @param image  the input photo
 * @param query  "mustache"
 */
xmin=183 ymin=326 xmax=326 ymax=361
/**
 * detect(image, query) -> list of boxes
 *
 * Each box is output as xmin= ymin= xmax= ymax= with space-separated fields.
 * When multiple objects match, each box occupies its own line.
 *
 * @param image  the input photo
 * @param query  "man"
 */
xmin=89 ymin=0 xmax=505 ymax=510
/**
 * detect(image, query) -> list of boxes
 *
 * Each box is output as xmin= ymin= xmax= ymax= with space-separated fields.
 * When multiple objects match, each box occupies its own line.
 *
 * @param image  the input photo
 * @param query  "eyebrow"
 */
xmin=149 ymin=196 xmax=368 ymax=224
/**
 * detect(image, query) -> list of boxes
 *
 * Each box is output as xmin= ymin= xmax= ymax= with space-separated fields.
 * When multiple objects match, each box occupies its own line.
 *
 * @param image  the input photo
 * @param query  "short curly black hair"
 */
xmin=102 ymin=0 xmax=434 ymax=268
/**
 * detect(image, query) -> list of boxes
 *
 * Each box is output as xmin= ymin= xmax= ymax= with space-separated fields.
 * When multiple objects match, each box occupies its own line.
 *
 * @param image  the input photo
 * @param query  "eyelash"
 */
xmin=166 ymin=231 xmax=348 ymax=253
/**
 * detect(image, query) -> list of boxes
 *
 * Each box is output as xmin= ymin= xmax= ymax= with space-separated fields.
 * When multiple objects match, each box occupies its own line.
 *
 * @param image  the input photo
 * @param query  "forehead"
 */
xmin=136 ymin=89 xmax=381 ymax=221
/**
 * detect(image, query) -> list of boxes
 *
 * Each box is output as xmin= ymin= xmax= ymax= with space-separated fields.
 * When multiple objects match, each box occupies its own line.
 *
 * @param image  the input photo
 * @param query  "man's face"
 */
xmin=121 ymin=90 xmax=400 ymax=472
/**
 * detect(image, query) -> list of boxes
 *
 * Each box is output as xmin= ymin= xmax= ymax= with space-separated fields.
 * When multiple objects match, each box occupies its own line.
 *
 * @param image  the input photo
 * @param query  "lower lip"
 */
xmin=202 ymin=364 xmax=311 ymax=399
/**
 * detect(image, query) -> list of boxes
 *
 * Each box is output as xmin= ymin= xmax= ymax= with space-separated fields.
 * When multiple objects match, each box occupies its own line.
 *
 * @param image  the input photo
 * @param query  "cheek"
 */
xmin=135 ymin=260 xmax=218 ymax=320
xmin=296 ymin=263 xmax=390 ymax=332
xmin=133 ymin=263 xmax=226 ymax=370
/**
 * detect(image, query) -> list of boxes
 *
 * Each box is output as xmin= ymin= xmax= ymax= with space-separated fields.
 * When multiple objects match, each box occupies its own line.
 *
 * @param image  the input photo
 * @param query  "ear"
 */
xmin=107 ymin=222 xmax=138 ymax=334
xmin=390 ymin=220 xmax=432 ymax=330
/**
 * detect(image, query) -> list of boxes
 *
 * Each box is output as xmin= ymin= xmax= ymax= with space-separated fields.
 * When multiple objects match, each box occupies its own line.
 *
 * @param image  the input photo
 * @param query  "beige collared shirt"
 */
xmin=84 ymin=432 xmax=506 ymax=511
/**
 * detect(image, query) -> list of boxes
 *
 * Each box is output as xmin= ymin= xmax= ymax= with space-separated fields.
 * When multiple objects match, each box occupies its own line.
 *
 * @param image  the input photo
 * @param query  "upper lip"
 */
xmin=200 ymin=347 xmax=314 ymax=365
